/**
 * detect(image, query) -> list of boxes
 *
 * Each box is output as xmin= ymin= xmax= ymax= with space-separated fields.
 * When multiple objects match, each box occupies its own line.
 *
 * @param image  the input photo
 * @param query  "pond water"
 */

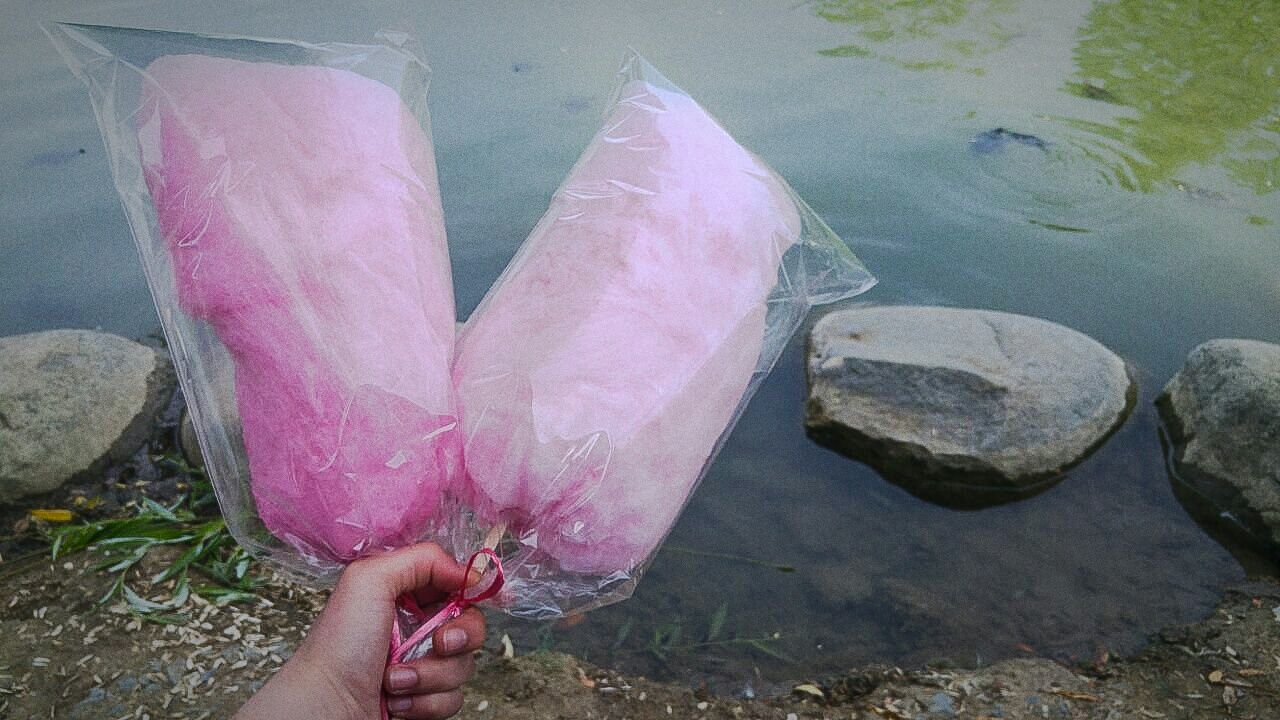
xmin=2 ymin=0 xmax=1277 ymax=696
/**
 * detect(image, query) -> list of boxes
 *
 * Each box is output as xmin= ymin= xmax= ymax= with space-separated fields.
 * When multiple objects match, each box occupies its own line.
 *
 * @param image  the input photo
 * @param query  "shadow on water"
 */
xmin=1158 ymin=425 xmax=1280 ymax=578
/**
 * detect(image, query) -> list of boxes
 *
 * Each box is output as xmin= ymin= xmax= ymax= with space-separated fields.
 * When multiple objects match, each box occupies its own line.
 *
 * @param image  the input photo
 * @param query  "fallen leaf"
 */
xmin=1222 ymin=686 xmax=1238 ymax=706
xmin=1208 ymin=670 xmax=1224 ymax=684
xmin=1239 ymin=668 xmax=1267 ymax=677
xmin=1138 ymin=709 xmax=1166 ymax=718
xmin=29 ymin=509 xmax=73 ymax=523
xmin=793 ymin=683 xmax=825 ymax=699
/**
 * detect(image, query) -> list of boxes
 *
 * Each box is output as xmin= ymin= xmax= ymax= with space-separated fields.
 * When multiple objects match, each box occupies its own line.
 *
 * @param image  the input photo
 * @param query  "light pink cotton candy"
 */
xmin=454 ymin=79 xmax=800 ymax=575
xmin=139 ymin=56 xmax=458 ymax=563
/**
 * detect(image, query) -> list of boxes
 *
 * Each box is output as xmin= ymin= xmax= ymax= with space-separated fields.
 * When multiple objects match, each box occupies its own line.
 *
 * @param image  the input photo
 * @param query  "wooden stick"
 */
xmin=470 ymin=523 xmax=507 ymax=579
xmin=482 ymin=523 xmax=506 ymax=551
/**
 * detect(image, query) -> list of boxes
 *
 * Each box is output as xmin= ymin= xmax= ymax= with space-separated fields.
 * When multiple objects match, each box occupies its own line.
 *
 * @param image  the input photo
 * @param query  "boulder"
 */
xmin=1157 ymin=339 xmax=1280 ymax=553
xmin=806 ymin=306 xmax=1134 ymax=507
xmin=0 ymin=330 xmax=174 ymax=502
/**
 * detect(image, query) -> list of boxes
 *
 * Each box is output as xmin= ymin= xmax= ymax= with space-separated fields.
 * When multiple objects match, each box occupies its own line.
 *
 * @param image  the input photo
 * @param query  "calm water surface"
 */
xmin=2 ymin=0 xmax=1277 ymax=695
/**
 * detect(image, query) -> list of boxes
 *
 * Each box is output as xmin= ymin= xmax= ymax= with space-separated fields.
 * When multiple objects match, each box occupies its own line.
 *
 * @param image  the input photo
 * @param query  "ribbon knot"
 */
xmin=381 ymin=549 xmax=504 ymax=719
xmin=390 ymin=548 xmax=505 ymax=664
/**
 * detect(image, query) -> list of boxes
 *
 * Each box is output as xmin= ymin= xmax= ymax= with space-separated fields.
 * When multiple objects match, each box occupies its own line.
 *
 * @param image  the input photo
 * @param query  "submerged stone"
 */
xmin=1158 ymin=339 xmax=1280 ymax=555
xmin=969 ymin=127 xmax=1049 ymax=154
xmin=806 ymin=306 xmax=1135 ymax=508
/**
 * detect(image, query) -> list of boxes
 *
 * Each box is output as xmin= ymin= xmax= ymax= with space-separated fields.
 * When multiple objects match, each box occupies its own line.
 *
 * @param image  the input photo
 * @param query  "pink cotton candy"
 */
xmin=139 ymin=56 xmax=458 ymax=563
xmin=454 ymin=79 xmax=800 ymax=575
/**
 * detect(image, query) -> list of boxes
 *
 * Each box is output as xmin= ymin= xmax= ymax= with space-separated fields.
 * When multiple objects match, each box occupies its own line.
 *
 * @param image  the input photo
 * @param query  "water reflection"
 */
xmin=1062 ymin=0 xmax=1280 ymax=200
xmin=811 ymin=0 xmax=1018 ymax=74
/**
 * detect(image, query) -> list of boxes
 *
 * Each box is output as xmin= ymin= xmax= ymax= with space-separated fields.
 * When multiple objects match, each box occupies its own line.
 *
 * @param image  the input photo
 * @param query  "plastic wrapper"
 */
xmin=48 ymin=24 xmax=459 ymax=579
xmin=451 ymin=52 xmax=876 ymax=618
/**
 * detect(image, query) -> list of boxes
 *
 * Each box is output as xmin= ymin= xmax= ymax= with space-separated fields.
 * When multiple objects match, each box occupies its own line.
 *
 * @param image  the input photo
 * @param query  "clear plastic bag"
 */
xmin=53 ymin=24 xmax=875 ymax=625
xmin=449 ymin=51 xmax=876 ymax=619
xmin=47 ymin=23 xmax=459 ymax=581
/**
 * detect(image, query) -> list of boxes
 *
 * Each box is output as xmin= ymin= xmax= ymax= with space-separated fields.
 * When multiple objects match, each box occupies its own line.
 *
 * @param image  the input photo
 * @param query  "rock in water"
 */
xmin=806 ymin=306 xmax=1134 ymax=507
xmin=0 ymin=330 xmax=174 ymax=502
xmin=1158 ymin=339 xmax=1280 ymax=553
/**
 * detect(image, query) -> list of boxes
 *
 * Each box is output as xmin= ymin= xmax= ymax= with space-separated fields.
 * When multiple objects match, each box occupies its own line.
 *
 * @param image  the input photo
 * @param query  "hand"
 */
xmin=235 ymin=543 xmax=487 ymax=720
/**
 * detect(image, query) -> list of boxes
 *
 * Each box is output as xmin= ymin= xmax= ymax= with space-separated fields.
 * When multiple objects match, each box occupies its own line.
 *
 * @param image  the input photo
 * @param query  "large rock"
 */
xmin=0 ymin=330 xmax=174 ymax=502
xmin=1158 ymin=339 xmax=1280 ymax=553
xmin=806 ymin=306 xmax=1135 ymax=507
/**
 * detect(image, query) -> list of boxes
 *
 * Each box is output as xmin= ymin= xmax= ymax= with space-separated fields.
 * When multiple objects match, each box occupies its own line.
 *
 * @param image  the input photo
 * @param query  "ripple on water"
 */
xmin=933 ymin=123 xmax=1148 ymax=237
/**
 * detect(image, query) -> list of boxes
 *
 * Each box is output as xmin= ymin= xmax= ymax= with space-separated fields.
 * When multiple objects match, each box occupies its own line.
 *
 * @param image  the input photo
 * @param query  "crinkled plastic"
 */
xmin=450 ymin=52 xmax=876 ymax=618
xmin=53 ymin=24 xmax=875 ymax=622
xmin=48 ymin=24 xmax=459 ymax=579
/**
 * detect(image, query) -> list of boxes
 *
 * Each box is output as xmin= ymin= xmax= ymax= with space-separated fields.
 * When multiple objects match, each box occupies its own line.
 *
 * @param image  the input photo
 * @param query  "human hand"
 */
xmin=234 ymin=543 xmax=487 ymax=720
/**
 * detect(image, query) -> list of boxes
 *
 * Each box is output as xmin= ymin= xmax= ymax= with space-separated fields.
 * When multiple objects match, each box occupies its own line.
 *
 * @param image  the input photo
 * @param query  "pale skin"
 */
xmin=234 ymin=543 xmax=487 ymax=720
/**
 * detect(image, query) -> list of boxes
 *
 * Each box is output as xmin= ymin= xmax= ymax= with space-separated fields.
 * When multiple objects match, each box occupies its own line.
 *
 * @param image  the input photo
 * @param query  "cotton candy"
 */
xmin=139 ymin=56 xmax=458 ymax=563
xmin=454 ymin=76 xmax=801 ymax=575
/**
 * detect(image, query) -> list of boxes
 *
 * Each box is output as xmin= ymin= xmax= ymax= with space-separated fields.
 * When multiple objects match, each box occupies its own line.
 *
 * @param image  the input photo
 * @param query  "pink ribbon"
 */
xmin=381 ymin=549 xmax=504 ymax=719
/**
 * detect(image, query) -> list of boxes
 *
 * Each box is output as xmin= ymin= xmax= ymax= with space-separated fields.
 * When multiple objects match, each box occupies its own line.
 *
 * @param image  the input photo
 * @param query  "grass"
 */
xmin=611 ymin=602 xmax=797 ymax=665
xmin=48 ymin=456 xmax=263 ymax=618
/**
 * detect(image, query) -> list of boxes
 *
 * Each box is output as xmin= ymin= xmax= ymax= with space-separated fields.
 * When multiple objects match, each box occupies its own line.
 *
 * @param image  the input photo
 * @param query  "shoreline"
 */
xmin=0 ymin=549 xmax=1277 ymax=718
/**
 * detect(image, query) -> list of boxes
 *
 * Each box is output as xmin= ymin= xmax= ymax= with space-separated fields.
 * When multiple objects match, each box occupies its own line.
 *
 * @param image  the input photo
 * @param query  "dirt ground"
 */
xmin=1 ymin=548 xmax=1277 ymax=719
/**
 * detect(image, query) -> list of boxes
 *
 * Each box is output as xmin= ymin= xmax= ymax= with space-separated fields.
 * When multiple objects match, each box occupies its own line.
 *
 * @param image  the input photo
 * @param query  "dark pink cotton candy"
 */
xmin=139 ymin=56 xmax=457 ymax=563
xmin=454 ymin=79 xmax=800 ymax=575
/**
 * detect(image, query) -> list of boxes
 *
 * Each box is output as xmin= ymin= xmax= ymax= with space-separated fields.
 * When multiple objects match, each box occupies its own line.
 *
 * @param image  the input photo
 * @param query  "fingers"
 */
xmin=337 ymin=543 xmax=470 ymax=608
xmin=432 ymin=608 xmax=486 ymax=657
xmin=386 ymin=689 xmax=464 ymax=720
xmin=303 ymin=544 xmax=471 ymax=672
xmin=385 ymin=653 xmax=475 ymax=695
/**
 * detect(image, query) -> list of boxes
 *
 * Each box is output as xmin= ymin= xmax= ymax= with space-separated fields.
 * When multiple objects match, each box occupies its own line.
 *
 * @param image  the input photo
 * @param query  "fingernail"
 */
xmin=441 ymin=628 xmax=468 ymax=653
xmin=387 ymin=696 xmax=412 ymax=712
xmin=387 ymin=665 xmax=417 ymax=691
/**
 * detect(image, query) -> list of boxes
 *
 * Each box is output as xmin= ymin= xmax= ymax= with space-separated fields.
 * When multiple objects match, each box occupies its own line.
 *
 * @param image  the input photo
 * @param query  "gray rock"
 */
xmin=0 ymin=329 xmax=174 ymax=502
xmin=1157 ymin=339 xmax=1280 ymax=552
xmin=806 ymin=306 xmax=1134 ymax=507
xmin=929 ymin=691 xmax=956 ymax=717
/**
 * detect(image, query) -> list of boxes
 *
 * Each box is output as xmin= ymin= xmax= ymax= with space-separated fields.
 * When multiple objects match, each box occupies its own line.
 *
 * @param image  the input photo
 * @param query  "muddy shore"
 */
xmin=1 ymin=547 xmax=1277 ymax=719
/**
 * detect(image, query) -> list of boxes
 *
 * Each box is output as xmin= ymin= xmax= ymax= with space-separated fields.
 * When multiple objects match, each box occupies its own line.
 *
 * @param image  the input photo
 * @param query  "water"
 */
xmin=2 ymin=0 xmax=1277 ymax=695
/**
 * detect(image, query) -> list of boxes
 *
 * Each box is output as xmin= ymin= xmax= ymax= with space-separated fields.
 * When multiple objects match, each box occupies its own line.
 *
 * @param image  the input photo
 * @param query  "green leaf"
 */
xmin=122 ymin=577 xmax=190 ymax=613
xmin=193 ymin=586 xmax=258 ymax=606
xmin=140 ymin=496 xmax=179 ymax=521
xmin=99 ymin=574 xmax=125 ymax=606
